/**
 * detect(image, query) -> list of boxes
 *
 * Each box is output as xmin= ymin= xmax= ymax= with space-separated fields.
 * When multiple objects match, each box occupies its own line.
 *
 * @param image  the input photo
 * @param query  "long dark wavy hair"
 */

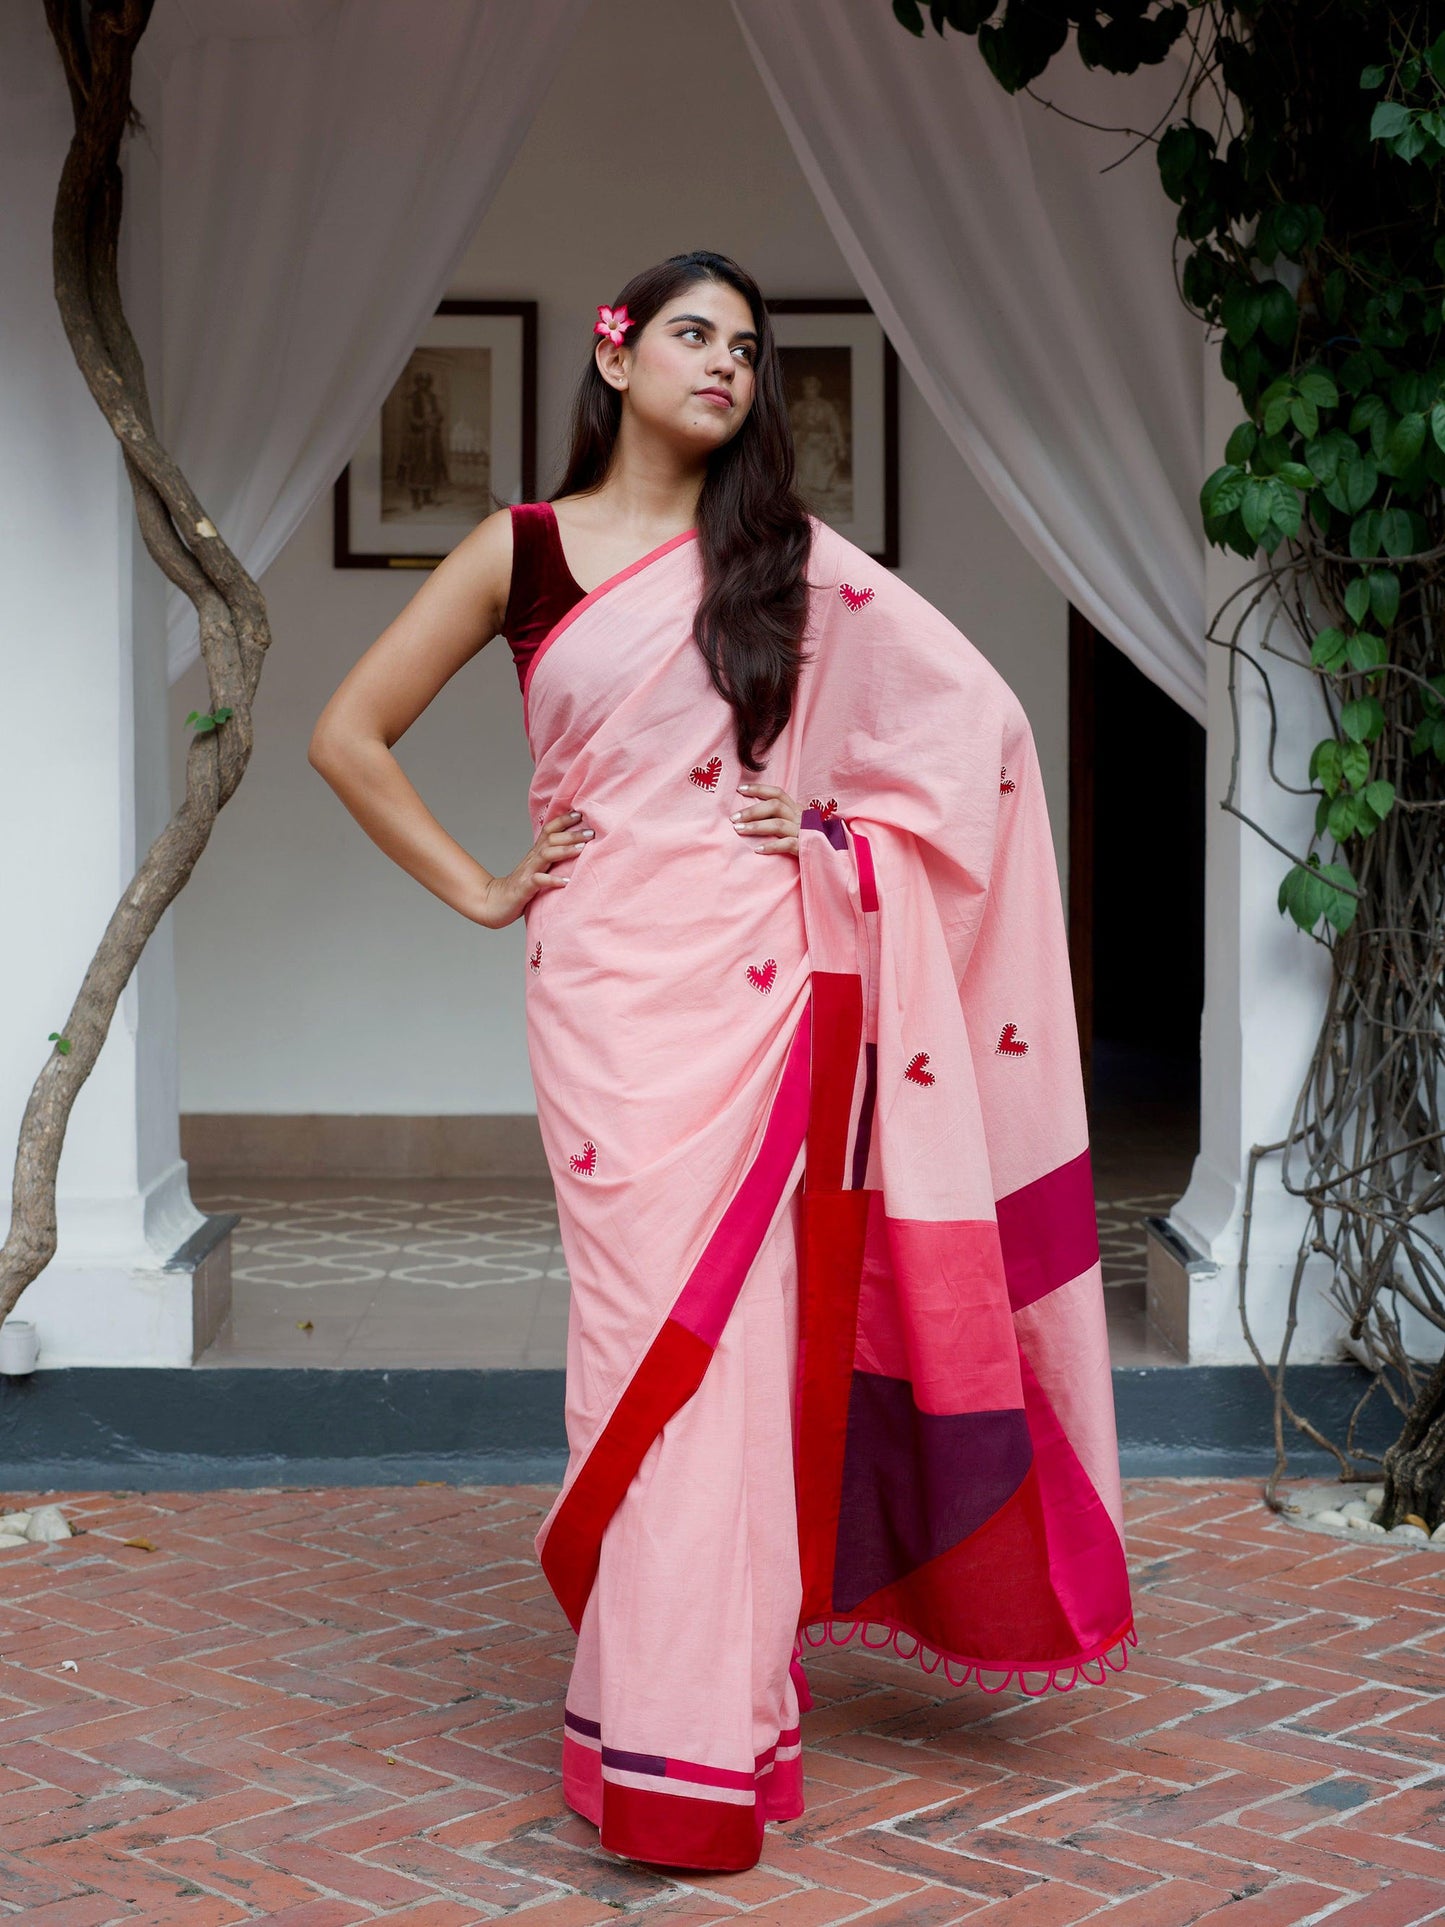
xmin=549 ymin=251 xmax=815 ymax=773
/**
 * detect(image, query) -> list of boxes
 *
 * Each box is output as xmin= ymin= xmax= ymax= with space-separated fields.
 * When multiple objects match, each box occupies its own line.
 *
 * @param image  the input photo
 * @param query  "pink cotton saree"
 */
xmin=521 ymin=515 xmax=1133 ymax=1873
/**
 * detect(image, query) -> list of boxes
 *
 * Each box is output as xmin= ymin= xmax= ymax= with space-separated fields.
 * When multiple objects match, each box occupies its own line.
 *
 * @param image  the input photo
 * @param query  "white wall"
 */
xmin=172 ymin=0 xmax=1068 ymax=1119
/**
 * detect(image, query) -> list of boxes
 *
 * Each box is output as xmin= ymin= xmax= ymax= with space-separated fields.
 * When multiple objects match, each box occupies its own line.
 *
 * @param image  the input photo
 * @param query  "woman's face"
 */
xmin=599 ymin=278 xmax=758 ymax=456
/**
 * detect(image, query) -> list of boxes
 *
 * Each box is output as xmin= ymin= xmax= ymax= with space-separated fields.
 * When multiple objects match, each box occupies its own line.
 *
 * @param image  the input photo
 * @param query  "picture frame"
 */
xmin=765 ymin=297 xmax=899 ymax=566
xmin=333 ymin=299 xmax=537 ymax=570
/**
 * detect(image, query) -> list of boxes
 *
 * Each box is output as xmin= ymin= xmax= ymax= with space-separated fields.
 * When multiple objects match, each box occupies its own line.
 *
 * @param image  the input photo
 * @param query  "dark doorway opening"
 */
xmin=1069 ymin=609 xmax=1205 ymax=1351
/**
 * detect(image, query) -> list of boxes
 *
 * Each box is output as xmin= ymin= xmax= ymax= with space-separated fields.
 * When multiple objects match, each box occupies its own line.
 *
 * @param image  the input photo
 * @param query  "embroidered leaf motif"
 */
xmin=529 ymin=940 xmax=542 ymax=973
xmin=839 ymin=582 xmax=875 ymax=612
xmin=569 ymin=1140 xmax=597 ymax=1176
xmin=996 ymin=1023 xmax=1029 ymax=1056
xmin=689 ymin=756 xmax=723 ymax=789
xmin=1000 ymin=767 xmax=1017 ymax=794
xmin=904 ymin=1051 xmax=935 ymax=1085
xmin=809 ymin=796 xmax=839 ymax=820
xmin=746 ymin=958 xmax=778 ymax=993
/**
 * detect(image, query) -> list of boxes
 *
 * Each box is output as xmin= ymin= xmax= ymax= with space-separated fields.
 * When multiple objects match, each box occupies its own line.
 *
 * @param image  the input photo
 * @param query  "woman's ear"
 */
xmin=595 ymin=339 xmax=630 ymax=393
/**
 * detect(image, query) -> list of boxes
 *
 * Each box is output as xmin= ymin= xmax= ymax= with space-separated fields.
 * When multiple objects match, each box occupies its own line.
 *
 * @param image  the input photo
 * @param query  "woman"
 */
xmin=309 ymin=250 xmax=1134 ymax=1875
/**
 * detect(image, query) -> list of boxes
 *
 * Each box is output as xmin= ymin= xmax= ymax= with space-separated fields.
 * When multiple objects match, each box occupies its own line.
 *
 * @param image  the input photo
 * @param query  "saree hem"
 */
xmin=796 ymin=1614 xmax=1138 ymax=1695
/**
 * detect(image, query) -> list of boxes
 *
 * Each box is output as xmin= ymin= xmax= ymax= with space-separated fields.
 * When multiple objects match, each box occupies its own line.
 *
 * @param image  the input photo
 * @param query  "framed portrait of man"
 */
xmin=765 ymin=297 xmax=899 ymax=566
xmin=334 ymin=299 xmax=537 ymax=569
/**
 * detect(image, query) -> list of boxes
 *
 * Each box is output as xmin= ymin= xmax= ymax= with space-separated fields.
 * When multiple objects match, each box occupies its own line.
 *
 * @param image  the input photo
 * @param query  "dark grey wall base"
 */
xmin=0 ymin=1363 xmax=1400 ymax=1493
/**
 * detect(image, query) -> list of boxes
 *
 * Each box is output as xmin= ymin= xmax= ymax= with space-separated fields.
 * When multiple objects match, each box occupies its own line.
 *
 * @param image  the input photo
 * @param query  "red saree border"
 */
xmin=796 ymin=1615 xmax=1138 ymax=1695
xmin=521 ymin=524 xmax=699 ymax=732
xmin=539 ymin=998 xmax=812 ymax=1631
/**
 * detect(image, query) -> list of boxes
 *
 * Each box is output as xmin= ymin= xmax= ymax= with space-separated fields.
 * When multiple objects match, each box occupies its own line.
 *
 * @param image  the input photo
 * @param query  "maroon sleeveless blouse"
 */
xmin=501 ymin=501 xmax=587 ymax=692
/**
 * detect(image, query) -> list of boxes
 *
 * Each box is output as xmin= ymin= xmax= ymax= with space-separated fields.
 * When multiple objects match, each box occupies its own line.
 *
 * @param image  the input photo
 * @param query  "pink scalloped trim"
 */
xmin=792 ymin=1617 xmax=1137 ymax=1696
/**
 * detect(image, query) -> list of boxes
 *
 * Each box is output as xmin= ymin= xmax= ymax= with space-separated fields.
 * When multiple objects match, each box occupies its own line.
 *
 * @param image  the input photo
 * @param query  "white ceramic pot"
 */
xmin=0 ymin=1319 xmax=40 ymax=1376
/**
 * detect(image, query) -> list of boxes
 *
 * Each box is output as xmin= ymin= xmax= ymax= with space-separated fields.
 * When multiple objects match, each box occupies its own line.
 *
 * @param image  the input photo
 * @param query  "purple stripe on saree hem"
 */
xmin=604 ymin=1746 xmax=669 ymax=1776
xmin=849 ymin=1040 xmax=877 ymax=1190
xmin=669 ymin=1001 xmax=812 ymax=1347
xmin=565 ymin=1709 xmax=602 ymax=1738
xmin=996 ymin=1146 xmax=1100 ymax=1312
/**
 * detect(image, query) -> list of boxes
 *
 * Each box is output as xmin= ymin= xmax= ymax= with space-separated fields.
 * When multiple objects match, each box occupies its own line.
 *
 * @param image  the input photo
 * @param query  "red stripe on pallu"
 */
xmin=539 ymin=1002 xmax=813 ymax=1631
xmin=794 ymin=1189 xmax=872 ymax=1620
xmin=996 ymin=1146 xmax=1100 ymax=1311
xmin=601 ymin=1778 xmax=765 ymax=1873
xmin=805 ymin=972 xmax=863 ymax=1194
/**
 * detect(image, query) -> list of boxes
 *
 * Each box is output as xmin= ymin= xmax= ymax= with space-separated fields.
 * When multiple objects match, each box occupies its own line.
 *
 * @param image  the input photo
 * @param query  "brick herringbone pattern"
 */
xmin=0 ymin=1479 xmax=1440 ymax=1923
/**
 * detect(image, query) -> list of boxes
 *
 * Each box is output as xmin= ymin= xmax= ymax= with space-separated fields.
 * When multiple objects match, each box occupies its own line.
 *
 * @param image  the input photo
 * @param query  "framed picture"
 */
xmin=334 ymin=299 xmax=537 ymax=569
xmin=766 ymin=297 xmax=899 ymax=566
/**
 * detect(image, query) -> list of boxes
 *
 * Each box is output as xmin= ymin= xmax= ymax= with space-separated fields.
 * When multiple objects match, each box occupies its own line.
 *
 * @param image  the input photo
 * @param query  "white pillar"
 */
xmin=1169 ymin=348 xmax=1341 ymax=1363
xmin=0 ymin=11 xmax=216 ymax=1367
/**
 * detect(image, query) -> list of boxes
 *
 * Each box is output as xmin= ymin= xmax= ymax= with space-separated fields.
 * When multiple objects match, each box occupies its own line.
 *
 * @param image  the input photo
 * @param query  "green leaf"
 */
xmin=892 ymin=0 xmax=926 ymax=33
xmin=1310 ymin=738 xmax=1344 ymax=793
xmin=1345 ymin=630 xmax=1388 ymax=672
xmin=1225 ymin=420 xmax=1258 ymax=466
xmin=1263 ymin=393 xmax=1293 ymax=436
xmin=1222 ymin=283 xmax=1264 ymax=346
xmin=1363 ymin=778 xmax=1396 ymax=818
xmin=1349 ymin=509 xmax=1383 ymax=557
xmin=1295 ymin=370 xmax=1338 ymax=408
xmin=1360 ymin=63 xmax=1386 ymax=89
xmin=48 ymin=1031 xmax=72 ymax=1055
xmin=1431 ymin=403 xmax=1445 ymax=453
xmin=1380 ymin=507 xmax=1415 ymax=556
xmin=1326 ymin=794 xmax=1358 ymax=841
xmin=1339 ymin=453 xmax=1378 ymax=513
xmin=1259 ymin=282 xmax=1297 ymax=346
xmin=1278 ymin=862 xmax=1327 ymax=930
xmin=1370 ymin=569 xmax=1400 ymax=628
xmin=1317 ymin=862 xmax=1359 ymax=932
xmin=1341 ymin=696 xmax=1386 ymax=742
xmin=1344 ymin=577 xmax=1371 ymax=623
xmin=1201 ymin=464 xmax=1247 ymax=522
xmin=1370 ymin=101 xmax=1412 ymax=142
xmin=1274 ymin=461 xmax=1315 ymax=488
xmin=1386 ymin=412 xmax=1427 ymax=470
xmin=1157 ymin=124 xmax=1198 ymax=202
xmin=1310 ymin=627 xmax=1349 ymax=671
xmin=1341 ymin=741 xmax=1371 ymax=789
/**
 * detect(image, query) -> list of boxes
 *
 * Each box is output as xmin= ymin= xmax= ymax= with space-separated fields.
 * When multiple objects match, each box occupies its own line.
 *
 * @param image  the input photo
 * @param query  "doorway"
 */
xmin=1069 ymin=608 xmax=1205 ymax=1358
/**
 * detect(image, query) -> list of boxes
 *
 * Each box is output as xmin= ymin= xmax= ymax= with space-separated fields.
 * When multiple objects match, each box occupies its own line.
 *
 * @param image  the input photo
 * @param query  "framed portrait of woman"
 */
xmin=333 ymin=299 xmax=537 ymax=569
xmin=765 ymin=297 xmax=899 ymax=566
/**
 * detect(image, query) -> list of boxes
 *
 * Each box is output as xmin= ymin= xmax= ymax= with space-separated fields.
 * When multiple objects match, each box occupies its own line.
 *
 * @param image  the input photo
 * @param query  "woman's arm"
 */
xmin=307 ymin=506 xmax=592 ymax=929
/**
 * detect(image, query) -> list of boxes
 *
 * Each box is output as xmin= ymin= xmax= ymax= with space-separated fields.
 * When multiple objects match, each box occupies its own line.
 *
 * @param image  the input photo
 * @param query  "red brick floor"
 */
xmin=0 ymin=1478 xmax=1441 ymax=1924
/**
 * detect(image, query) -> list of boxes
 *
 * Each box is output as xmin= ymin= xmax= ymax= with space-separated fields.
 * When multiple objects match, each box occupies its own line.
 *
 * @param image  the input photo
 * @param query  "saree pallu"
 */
xmin=521 ymin=517 xmax=1133 ymax=1873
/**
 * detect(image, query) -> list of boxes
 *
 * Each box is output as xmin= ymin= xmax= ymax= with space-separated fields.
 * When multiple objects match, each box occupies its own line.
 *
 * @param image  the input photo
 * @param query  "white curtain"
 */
xmin=137 ymin=0 xmax=596 ymax=684
xmin=730 ymin=1 xmax=1207 ymax=723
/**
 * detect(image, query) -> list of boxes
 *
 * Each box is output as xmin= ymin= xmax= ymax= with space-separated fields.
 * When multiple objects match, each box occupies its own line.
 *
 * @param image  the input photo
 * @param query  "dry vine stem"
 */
xmin=1222 ymin=538 xmax=1445 ymax=1529
xmin=1 ymin=0 xmax=271 ymax=1323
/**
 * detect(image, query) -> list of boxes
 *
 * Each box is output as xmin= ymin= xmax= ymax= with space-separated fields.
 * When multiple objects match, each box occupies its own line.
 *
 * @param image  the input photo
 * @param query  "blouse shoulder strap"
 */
xmin=503 ymin=501 xmax=558 ymax=634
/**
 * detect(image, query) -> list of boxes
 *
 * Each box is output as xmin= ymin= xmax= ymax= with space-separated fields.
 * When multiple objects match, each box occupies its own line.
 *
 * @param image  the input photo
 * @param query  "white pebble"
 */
xmin=0 ymin=1512 xmax=32 ymax=1533
xmin=0 ymin=1533 xmax=29 ymax=1549
xmin=1345 ymin=1514 xmax=1386 ymax=1535
xmin=1341 ymin=1499 xmax=1375 ymax=1522
xmin=1312 ymin=1509 xmax=1350 ymax=1528
xmin=1431 ymin=1522 xmax=1445 ymax=1545
xmin=24 ymin=1506 xmax=71 ymax=1543
xmin=1390 ymin=1524 xmax=1429 ymax=1545
xmin=1365 ymin=1485 xmax=1385 ymax=1506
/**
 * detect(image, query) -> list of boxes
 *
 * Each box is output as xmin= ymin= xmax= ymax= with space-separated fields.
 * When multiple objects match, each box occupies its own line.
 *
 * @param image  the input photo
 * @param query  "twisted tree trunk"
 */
xmin=1 ymin=0 xmax=273 ymax=1322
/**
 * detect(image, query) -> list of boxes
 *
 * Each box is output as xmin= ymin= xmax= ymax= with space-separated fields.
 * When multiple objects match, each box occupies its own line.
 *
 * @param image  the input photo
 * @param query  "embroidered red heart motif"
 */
xmin=904 ymin=1052 xmax=935 ymax=1085
xmin=569 ymin=1139 xmax=597 ymax=1176
xmin=528 ymin=940 xmax=542 ymax=972
xmin=746 ymin=958 xmax=778 ymax=994
xmin=839 ymin=582 xmax=875 ymax=612
xmin=809 ymin=796 xmax=839 ymax=820
xmin=997 ymin=1023 xmax=1029 ymax=1056
xmin=689 ymin=756 xmax=723 ymax=789
xmin=1000 ymin=767 xmax=1016 ymax=794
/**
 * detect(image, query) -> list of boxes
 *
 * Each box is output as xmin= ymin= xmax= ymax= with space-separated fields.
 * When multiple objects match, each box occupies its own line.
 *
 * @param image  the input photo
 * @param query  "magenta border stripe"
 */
xmin=995 ymin=1146 xmax=1099 ymax=1311
xmin=853 ymin=826 xmax=879 ymax=913
xmin=521 ymin=526 xmax=699 ymax=726
xmin=669 ymin=1002 xmax=813 ymax=1347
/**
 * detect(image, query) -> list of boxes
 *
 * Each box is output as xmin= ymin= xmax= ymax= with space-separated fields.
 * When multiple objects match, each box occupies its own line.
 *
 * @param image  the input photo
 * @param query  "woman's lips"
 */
xmin=696 ymin=390 xmax=733 ymax=407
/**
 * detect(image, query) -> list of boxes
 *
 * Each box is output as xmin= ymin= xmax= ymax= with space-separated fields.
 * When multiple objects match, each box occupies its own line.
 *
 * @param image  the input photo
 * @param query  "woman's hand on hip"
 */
xmin=730 ymin=783 xmax=802 ymax=857
xmin=473 ymin=808 xmax=593 ymax=928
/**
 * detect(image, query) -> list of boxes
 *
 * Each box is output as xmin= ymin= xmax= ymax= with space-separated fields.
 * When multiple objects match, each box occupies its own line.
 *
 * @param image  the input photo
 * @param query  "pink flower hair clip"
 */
xmin=595 ymin=303 xmax=635 ymax=346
